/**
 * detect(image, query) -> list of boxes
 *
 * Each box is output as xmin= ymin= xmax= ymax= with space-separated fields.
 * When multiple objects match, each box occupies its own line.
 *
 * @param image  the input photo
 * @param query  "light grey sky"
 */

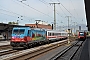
xmin=0 ymin=0 xmax=87 ymax=30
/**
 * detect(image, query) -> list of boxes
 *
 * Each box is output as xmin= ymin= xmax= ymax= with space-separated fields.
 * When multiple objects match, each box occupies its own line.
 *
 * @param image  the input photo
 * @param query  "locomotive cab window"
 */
xmin=80 ymin=33 xmax=84 ymax=36
xmin=13 ymin=29 xmax=25 ymax=34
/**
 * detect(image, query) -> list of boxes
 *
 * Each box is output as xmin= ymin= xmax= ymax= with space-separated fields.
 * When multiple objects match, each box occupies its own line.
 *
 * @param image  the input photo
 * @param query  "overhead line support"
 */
xmin=49 ymin=3 xmax=60 ymax=30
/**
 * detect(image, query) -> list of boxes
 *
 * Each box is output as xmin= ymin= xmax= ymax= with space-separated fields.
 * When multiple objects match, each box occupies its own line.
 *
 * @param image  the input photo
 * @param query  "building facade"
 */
xmin=25 ymin=24 xmax=52 ymax=30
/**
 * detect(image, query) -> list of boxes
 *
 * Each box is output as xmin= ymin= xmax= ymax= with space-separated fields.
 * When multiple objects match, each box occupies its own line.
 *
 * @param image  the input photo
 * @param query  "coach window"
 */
xmin=50 ymin=33 xmax=51 ymax=36
xmin=52 ymin=33 xmax=54 ymax=36
xmin=55 ymin=33 xmax=57 ymax=36
xmin=62 ymin=33 xmax=64 ymax=36
xmin=60 ymin=33 xmax=61 ymax=35
xmin=58 ymin=33 xmax=60 ymax=35
xmin=48 ymin=32 xmax=49 ymax=36
xmin=56 ymin=33 xmax=57 ymax=35
xmin=59 ymin=33 xmax=60 ymax=35
xmin=54 ymin=33 xmax=56 ymax=36
xmin=54 ymin=33 xmax=55 ymax=36
xmin=48 ymin=32 xmax=50 ymax=36
xmin=49 ymin=33 xmax=51 ymax=36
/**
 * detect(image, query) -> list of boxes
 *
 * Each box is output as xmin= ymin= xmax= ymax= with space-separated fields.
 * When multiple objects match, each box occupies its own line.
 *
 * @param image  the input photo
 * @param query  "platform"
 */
xmin=79 ymin=36 xmax=90 ymax=60
xmin=0 ymin=41 xmax=10 ymax=46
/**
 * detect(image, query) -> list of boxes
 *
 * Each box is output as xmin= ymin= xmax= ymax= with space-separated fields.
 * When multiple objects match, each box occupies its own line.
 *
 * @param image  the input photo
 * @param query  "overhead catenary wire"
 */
xmin=57 ymin=0 xmax=73 ymax=16
xmin=0 ymin=2 xmax=36 ymax=22
xmin=38 ymin=0 xmax=48 ymax=5
xmin=0 ymin=8 xmax=32 ymax=21
xmin=69 ymin=0 xmax=79 ymax=19
xmin=38 ymin=0 xmax=64 ymax=18
xmin=38 ymin=0 xmax=65 ymax=27
xmin=57 ymin=0 xmax=78 ymax=21
xmin=0 ymin=8 xmax=20 ymax=16
xmin=16 ymin=0 xmax=54 ymax=19
xmin=58 ymin=4 xmax=67 ymax=16
xmin=0 ymin=12 xmax=17 ymax=17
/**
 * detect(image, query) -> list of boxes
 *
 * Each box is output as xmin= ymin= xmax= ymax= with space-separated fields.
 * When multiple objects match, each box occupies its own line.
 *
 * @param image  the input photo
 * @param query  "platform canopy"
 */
xmin=84 ymin=0 xmax=90 ymax=31
xmin=0 ymin=23 xmax=29 ymax=32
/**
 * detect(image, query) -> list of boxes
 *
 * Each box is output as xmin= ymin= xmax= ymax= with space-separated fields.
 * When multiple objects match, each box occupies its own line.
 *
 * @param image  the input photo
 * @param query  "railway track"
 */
xmin=49 ymin=41 xmax=84 ymax=60
xmin=0 ymin=38 xmax=77 ymax=60
xmin=0 ymin=49 xmax=19 ymax=56
xmin=0 ymin=45 xmax=12 ymax=50
xmin=0 ymin=40 xmax=68 ymax=60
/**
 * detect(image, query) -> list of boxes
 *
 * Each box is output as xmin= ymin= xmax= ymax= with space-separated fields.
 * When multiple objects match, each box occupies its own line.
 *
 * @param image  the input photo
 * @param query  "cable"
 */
xmin=0 ymin=8 xmax=20 ymax=16
xmin=57 ymin=0 xmax=78 ymax=20
xmin=69 ymin=0 xmax=79 ymax=19
xmin=58 ymin=4 xmax=67 ymax=16
xmin=0 ymin=12 xmax=17 ymax=17
xmin=58 ymin=0 xmax=72 ymax=16
xmin=38 ymin=0 xmax=48 ymax=5
xmin=16 ymin=0 xmax=53 ymax=19
xmin=0 ymin=3 xmax=36 ymax=22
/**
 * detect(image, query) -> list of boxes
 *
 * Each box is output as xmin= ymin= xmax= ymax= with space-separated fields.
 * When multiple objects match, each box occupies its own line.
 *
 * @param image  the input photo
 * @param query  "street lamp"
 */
xmin=17 ymin=16 xmax=23 ymax=25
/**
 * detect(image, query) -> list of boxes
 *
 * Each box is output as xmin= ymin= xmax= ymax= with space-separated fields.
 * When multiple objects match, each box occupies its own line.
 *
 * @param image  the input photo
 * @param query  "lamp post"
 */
xmin=17 ymin=16 xmax=23 ymax=25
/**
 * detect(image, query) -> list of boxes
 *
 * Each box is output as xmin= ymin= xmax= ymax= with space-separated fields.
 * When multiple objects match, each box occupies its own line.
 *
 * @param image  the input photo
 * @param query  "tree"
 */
xmin=48 ymin=24 xmax=51 ymax=26
xmin=8 ymin=22 xmax=12 ymax=24
xmin=8 ymin=22 xmax=18 ymax=25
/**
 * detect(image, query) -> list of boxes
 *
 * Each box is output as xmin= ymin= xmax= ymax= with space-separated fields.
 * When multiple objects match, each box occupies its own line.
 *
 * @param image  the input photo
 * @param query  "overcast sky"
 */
xmin=0 ymin=0 xmax=87 ymax=30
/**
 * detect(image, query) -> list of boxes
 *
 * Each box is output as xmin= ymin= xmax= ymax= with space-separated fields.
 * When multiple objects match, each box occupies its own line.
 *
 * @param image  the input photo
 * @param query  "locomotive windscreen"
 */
xmin=80 ymin=33 xmax=84 ymax=36
xmin=13 ymin=29 xmax=25 ymax=34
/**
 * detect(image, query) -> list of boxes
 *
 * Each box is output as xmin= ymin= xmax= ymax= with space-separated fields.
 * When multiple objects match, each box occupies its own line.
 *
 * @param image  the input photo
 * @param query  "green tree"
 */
xmin=8 ymin=22 xmax=18 ymax=25
xmin=48 ymin=24 xmax=51 ymax=26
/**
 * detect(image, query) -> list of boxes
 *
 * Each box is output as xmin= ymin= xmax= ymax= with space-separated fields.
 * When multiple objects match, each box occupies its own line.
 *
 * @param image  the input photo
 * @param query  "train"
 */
xmin=78 ymin=32 xmax=86 ymax=41
xmin=10 ymin=27 xmax=68 ymax=48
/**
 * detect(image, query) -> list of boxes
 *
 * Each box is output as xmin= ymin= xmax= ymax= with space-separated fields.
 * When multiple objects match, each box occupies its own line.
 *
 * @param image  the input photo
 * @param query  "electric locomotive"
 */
xmin=10 ymin=27 xmax=68 ymax=48
xmin=78 ymin=32 xmax=86 ymax=41
xmin=10 ymin=27 xmax=46 ymax=48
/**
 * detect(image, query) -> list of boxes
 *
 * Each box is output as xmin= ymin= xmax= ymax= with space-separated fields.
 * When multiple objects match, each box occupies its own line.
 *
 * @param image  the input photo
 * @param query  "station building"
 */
xmin=25 ymin=21 xmax=52 ymax=30
xmin=25 ymin=24 xmax=52 ymax=30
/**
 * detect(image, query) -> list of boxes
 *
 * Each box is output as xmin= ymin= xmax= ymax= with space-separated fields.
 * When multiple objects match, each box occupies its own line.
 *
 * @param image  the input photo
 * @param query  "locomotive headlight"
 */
xmin=21 ymin=39 xmax=24 ymax=41
xmin=12 ymin=37 xmax=15 ymax=39
xmin=11 ymin=37 xmax=15 ymax=41
xmin=21 ymin=39 xmax=25 ymax=41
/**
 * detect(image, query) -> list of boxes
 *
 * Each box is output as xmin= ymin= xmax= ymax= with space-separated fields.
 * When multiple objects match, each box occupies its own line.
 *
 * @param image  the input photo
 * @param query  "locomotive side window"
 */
xmin=50 ymin=33 xmax=51 ymax=36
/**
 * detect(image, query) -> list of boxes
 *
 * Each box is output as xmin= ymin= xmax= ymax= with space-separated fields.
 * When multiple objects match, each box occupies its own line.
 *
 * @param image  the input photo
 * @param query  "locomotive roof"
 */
xmin=13 ymin=27 xmax=30 ymax=30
